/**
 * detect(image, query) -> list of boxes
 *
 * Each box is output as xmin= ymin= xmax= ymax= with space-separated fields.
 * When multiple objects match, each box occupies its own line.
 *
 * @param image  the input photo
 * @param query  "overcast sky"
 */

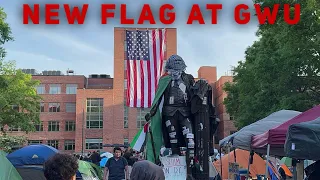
xmin=2 ymin=0 xmax=259 ymax=79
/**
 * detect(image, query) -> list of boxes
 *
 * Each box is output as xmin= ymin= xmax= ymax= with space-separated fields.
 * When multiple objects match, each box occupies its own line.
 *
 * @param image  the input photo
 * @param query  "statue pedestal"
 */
xmin=160 ymin=156 xmax=187 ymax=180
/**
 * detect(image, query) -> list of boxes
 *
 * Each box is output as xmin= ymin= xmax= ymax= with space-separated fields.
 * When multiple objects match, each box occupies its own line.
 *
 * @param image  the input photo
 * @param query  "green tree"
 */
xmin=0 ymin=135 xmax=26 ymax=153
xmin=224 ymin=0 xmax=320 ymax=128
xmin=0 ymin=7 xmax=13 ymax=59
xmin=0 ymin=60 xmax=41 ymax=132
xmin=0 ymin=8 xmax=41 ymax=152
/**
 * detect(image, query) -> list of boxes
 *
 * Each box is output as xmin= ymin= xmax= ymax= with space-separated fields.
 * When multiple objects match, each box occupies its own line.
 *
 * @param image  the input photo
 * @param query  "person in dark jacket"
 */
xmin=90 ymin=151 xmax=101 ymax=166
xmin=130 ymin=160 xmax=164 ymax=180
xmin=123 ymin=149 xmax=137 ymax=166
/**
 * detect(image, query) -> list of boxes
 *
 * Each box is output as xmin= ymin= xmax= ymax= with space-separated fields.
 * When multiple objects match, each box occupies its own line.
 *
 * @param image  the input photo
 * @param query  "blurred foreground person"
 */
xmin=130 ymin=160 xmax=165 ymax=180
xmin=44 ymin=153 xmax=78 ymax=180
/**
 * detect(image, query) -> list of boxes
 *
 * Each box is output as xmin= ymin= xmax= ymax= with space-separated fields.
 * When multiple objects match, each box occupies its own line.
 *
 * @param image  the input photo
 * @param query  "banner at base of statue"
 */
xmin=160 ymin=156 xmax=186 ymax=180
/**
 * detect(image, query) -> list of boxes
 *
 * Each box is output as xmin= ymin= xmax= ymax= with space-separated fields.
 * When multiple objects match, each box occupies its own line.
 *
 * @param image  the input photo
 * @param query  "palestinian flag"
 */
xmin=130 ymin=122 xmax=149 ymax=152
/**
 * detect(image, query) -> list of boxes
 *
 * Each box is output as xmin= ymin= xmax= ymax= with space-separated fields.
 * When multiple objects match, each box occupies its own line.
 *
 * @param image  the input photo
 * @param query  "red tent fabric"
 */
xmin=251 ymin=105 xmax=320 ymax=156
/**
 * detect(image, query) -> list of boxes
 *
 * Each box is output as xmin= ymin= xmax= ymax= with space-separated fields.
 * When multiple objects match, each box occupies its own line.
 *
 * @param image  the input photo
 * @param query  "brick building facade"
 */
xmin=6 ymin=28 xmax=236 ymax=153
xmin=213 ymin=76 xmax=237 ymax=143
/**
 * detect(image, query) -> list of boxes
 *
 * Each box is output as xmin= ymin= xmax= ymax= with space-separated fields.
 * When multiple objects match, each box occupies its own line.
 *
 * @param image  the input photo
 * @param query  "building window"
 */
xmin=35 ymin=121 xmax=43 ymax=131
xmin=47 ymin=140 xmax=59 ymax=149
xmin=66 ymin=84 xmax=77 ymax=94
xmin=230 ymin=116 xmax=234 ymax=120
xmin=48 ymin=121 xmax=59 ymax=131
xmin=40 ymin=103 xmax=45 ymax=112
xmin=36 ymin=84 xmax=45 ymax=94
xmin=124 ymin=138 xmax=129 ymax=145
xmin=49 ymin=84 xmax=61 ymax=94
xmin=85 ymin=138 xmax=103 ymax=149
xmin=86 ymin=98 xmax=103 ymax=129
xmin=49 ymin=103 xmax=60 ymax=112
xmin=136 ymin=108 xmax=150 ymax=129
xmin=64 ymin=140 xmax=75 ymax=150
xmin=124 ymin=105 xmax=128 ymax=128
xmin=66 ymin=103 xmax=76 ymax=112
xmin=65 ymin=121 xmax=76 ymax=131
xmin=28 ymin=140 xmax=42 ymax=145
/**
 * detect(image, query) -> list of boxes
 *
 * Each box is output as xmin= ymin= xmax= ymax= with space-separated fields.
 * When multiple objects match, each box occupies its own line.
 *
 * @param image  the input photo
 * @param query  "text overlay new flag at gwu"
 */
xmin=126 ymin=29 xmax=166 ymax=108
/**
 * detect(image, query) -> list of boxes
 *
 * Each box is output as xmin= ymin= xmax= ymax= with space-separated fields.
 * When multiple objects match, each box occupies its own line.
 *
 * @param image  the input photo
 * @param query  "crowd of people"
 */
xmin=43 ymin=147 xmax=165 ymax=180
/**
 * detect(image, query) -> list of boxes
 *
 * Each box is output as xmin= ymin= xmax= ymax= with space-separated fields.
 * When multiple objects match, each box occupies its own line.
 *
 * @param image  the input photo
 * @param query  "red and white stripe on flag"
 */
xmin=125 ymin=29 xmax=166 ymax=108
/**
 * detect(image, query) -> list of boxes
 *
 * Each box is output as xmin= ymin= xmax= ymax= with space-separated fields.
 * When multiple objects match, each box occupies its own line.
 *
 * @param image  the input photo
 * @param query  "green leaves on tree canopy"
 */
xmin=0 ymin=60 xmax=42 ymax=132
xmin=0 ymin=135 xmax=26 ymax=153
xmin=0 ymin=8 xmax=41 ymax=152
xmin=224 ymin=1 xmax=320 ymax=129
xmin=0 ymin=7 xmax=13 ymax=59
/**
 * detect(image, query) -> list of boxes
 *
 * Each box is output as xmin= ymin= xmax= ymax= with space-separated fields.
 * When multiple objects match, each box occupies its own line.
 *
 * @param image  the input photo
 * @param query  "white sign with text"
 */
xmin=161 ymin=156 xmax=187 ymax=180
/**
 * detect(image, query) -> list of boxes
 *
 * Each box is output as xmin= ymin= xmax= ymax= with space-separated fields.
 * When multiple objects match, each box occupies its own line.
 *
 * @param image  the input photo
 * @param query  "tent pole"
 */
xmin=246 ymin=156 xmax=250 ymax=180
xmin=292 ymin=159 xmax=297 ymax=180
xmin=265 ymin=144 xmax=270 ymax=180
xmin=246 ymin=150 xmax=254 ymax=180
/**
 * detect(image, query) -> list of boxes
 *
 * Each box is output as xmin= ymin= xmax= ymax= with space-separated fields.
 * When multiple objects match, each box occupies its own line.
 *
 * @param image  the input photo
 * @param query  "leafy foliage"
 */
xmin=0 ymin=134 xmax=26 ymax=153
xmin=0 ymin=8 xmax=41 ymax=151
xmin=0 ymin=60 xmax=42 ymax=132
xmin=224 ymin=0 xmax=320 ymax=128
xmin=0 ymin=7 xmax=14 ymax=59
xmin=0 ymin=8 xmax=42 ymax=132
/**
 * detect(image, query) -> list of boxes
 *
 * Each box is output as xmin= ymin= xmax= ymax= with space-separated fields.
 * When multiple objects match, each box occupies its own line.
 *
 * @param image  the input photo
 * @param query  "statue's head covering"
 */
xmin=164 ymin=55 xmax=186 ymax=80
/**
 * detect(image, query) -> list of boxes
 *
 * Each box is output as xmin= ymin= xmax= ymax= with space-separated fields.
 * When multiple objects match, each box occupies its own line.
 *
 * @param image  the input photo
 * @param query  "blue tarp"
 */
xmin=7 ymin=145 xmax=58 ymax=166
xmin=268 ymin=166 xmax=279 ymax=180
xmin=100 ymin=157 xmax=108 ymax=167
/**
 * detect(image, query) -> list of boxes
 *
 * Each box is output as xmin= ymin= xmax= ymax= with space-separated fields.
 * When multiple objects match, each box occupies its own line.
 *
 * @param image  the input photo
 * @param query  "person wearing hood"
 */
xmin=130 ymin=160 xmax=164 ymax=180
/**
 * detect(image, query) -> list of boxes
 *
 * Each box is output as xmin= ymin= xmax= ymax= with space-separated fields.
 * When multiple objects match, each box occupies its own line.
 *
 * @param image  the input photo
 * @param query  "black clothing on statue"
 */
xmin=160 ymin=72 xmax=195 ymax=149
xmin=162 ymin=72 xmax=194 ymax=117
xmin=163 ymin=112 xmax=194 ymax=155
xmin=161 ymin=72 xmax=195 ymax=177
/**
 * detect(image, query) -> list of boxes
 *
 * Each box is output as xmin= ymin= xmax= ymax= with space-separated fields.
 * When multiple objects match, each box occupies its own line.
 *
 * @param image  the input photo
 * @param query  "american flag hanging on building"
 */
xmin=125 ymin=29 xmax=166 ymax=108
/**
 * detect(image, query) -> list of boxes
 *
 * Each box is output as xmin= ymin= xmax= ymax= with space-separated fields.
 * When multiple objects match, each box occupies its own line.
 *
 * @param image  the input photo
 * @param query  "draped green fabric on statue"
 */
xmin=146 ymin=75 xmax=170 ymax=163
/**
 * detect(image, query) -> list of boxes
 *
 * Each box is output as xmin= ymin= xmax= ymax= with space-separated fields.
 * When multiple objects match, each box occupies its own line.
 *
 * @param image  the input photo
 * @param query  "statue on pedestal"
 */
xmin=145 ymin=55 xmax=219 ymax=179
